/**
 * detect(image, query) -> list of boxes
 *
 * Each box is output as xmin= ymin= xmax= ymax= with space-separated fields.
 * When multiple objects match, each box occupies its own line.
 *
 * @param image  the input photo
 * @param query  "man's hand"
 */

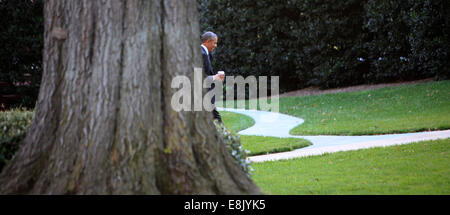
xmin=213 ymin=73 xmax=225 ymax=82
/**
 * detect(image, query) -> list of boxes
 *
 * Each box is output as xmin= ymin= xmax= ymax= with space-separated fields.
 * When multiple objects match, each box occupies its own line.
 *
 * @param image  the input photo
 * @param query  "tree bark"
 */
xmin=0 ymin=0 xmax=260 ymax=195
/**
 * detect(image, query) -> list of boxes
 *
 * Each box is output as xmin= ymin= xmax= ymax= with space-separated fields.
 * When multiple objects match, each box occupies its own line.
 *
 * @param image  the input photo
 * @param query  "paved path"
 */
xmin=218 ymin=107 xmax=450 ymax=163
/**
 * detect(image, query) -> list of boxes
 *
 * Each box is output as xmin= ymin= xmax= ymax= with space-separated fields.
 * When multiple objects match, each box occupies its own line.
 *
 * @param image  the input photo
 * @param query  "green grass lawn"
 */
xmin=219 ymin=81 xmax=449 ymax=195
xmin=240 ymin=135 xmax=311 ymax=156
xmin=251 ymin=138 xmax=450 ymax=195
xmin=285 ymin=80 xmax=450 ymax=135
xmin=221 ymin=111 xmax=312 ymax=155
xmin=220 ymin=111 xmax=255 ymax=134
xmin=220 ymin=81 xmax=450 ymax=156
xmin=221 ymin=80 xmax=450 ymax=135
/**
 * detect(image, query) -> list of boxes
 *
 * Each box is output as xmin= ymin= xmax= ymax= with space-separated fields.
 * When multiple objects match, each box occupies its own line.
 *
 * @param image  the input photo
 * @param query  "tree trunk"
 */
xmin=0 ymin=0 xmax=260 ymax=195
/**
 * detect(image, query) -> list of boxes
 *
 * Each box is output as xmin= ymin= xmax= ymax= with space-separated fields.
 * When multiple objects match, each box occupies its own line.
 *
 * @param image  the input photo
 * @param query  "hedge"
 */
xmin=1 ymin=0 xmax=448 ymax=108
xmin=0 ymin=109 xmax=33 ymax=172
xmin=0 ymin=0 xmax=43 ymax=109
xmin=199 ymin=0 xmax=449 ymax=92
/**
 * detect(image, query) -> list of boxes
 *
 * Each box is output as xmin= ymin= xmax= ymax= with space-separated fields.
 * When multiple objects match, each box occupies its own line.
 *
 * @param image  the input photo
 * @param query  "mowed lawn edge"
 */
xmin=251 ymin=138 xmax=450 ymax=195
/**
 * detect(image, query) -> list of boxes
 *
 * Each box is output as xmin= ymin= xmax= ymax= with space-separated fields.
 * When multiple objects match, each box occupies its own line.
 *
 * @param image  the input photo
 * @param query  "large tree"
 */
xmin=0 ymin=0 xmax=260 ymax=194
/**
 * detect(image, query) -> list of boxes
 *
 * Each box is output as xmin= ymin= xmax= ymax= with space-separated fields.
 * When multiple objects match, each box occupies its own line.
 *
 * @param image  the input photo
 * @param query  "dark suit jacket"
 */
xmin=201 ymin=47 xmax=216 ymax=104
xmin=201 ymin=47 xmax=214 ymax=76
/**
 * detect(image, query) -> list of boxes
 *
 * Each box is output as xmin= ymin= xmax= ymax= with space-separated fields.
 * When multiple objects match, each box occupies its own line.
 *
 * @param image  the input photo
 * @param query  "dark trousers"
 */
xmin=209 ymin=85 xmax=222 ymax=124
xmin=212 ymin=108 xmax=222 ymax=124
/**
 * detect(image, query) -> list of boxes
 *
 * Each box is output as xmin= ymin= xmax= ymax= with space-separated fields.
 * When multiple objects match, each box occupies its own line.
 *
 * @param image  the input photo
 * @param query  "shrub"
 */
xmin=0 ymin=0 xmax=43 ymax=109
xmin=404 ymin=0 xmax=450 ymax=80
xmin=1 ymin=0 xmax=448 ymax=108
xmin=363 ymin=0 xmax=450 ymax=82
xmin=0 ymin=108 xmax=33 ymax=172
xmin=215 ymin=121 xmax=253 ymax=177
xmin=198 ymin=0 xmax=449 ymax=92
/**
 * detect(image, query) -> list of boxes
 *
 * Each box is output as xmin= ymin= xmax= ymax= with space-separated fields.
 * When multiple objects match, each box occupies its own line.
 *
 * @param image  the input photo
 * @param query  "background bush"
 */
xmin=199 ymin=0 xmax=449 ymax=92
xmin=215 ymin=122 xmax=253 ymax=177
xmin=0 ymin=0 xmax=43 ymax=109
xmin=364 ymin=0 xmax=450 ymax=83
xmin=404 ymin=0 xmax=450 ymax=80
xmin=0 ymin=0 xmax=448 ymax=108
xmin=0 ymin=109 xmax=33 ymax=172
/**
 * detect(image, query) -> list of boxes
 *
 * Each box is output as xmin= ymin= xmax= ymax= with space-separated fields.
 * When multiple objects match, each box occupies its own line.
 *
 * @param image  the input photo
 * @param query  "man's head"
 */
xmin=201 ymin=31 xmax=218 ymax=53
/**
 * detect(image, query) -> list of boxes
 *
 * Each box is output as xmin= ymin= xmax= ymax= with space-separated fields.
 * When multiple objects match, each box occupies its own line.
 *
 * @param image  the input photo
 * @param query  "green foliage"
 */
xmin=405 ymin=0 xmax=450 ymax=80
xmin=215 ymin=121 xmax=254 ymax=177
xmin=198 ymin=0 xmax=449 ymax=91
xmin=2 ymin=0 xmax=447 ymax=108
xmin=0 ymin=108 xmax=34 ymax=172
xmin=0 ymin=0 xmax=43 ymax=109
xmin=364 ymin=0 xmax=450 ymax=82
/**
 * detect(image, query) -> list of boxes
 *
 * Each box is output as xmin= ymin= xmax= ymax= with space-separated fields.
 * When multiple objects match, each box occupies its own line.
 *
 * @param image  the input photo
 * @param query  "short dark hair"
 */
xmin=201 ymin=31 xmax=217 ymax=43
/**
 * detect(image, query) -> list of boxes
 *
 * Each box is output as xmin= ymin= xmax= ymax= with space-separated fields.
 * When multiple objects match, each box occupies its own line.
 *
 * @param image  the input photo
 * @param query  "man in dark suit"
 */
xmin=201 ymin=31 xmax=224 ymax=124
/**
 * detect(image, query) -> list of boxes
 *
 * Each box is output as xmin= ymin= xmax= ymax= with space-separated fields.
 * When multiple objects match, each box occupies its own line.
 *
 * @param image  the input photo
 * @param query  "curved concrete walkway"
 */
xmin=218 ymin=107 xmax=450 ymax=163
